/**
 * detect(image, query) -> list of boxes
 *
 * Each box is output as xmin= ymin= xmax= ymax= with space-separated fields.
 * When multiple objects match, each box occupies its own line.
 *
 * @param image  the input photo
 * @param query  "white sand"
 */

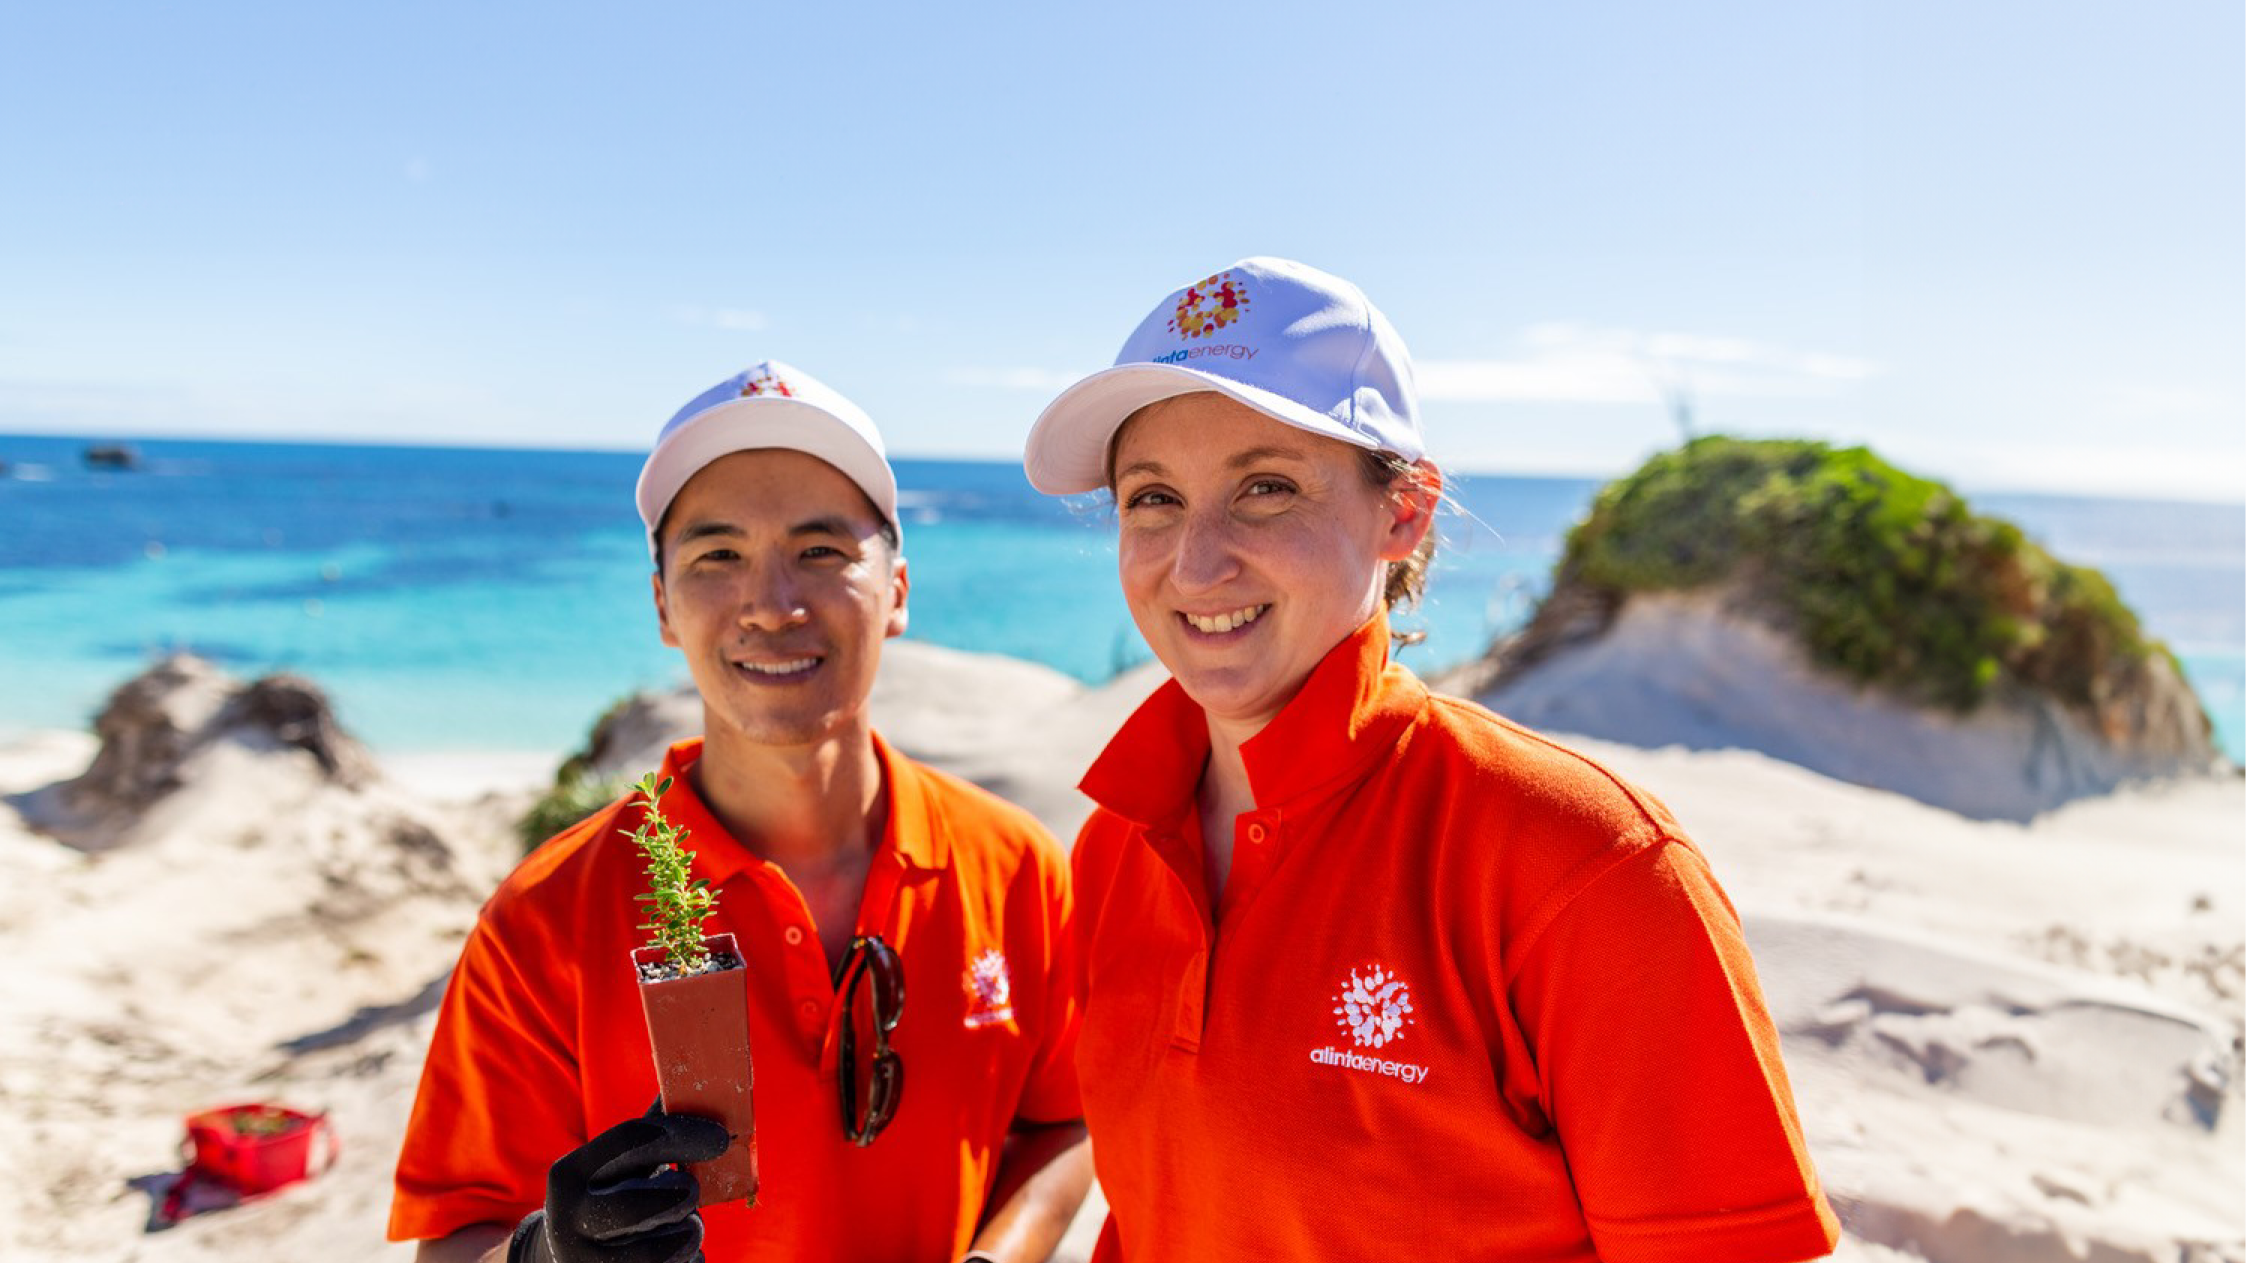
xmin=0 ymin=729 xmax=527 ymax=1263
xmin=0 ymin=646 xmax=2238 ymax=1262
xmin=1569 ymin=736 xmax=2243 ymax=1262
xmin=379 ymin=750 xmax=558 ymax=804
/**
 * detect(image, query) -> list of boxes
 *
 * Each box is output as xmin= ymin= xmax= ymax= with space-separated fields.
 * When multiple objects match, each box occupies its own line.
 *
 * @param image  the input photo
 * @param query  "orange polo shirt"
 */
xmin=1071 ymin=619 xmax=1839 ymax=1263
xmin=390 ymin=735 xmax=1080 ymax=1260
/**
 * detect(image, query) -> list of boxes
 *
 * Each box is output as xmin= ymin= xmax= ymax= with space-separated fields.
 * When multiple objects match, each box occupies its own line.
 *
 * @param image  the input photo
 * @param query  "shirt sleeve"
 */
xmin=1012 ymin=833 xmax=1083 ymax=1125
xmin=1509 ymin=838 xmax=1840 ymax=1263
xmin=388 ymin=909 xmax=586 ymax=1242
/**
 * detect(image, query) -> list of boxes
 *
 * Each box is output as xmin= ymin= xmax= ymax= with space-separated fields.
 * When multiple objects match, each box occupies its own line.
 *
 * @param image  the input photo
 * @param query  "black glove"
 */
xmin=507 ymin=1110 xmax=733 ymax=1263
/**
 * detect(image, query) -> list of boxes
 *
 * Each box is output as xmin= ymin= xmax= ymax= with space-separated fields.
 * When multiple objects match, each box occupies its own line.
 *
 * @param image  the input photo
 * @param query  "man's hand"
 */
xmin=507 ymin=1111 xmax=732 ymax=1263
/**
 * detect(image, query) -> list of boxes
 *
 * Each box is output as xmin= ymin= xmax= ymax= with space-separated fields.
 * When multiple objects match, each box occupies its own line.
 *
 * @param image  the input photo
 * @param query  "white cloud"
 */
xmin=857 ymin=312 xmax=922 ymax=335
xmin=1416 ymin=356 xmax=1647 ymax=404
xmin=2108 ymin=384 xmax=2229 ymax=416
xmin=672 ymin=306 xmax=771 ymax=332
xmin=942 ymin=366 xmax=1089 ymax=391
xmin=1795 ymin=352 xmax=1877 ymax=381
xmin=1420 ymin=322 xmax=1876 ymax=404
xmin=1882 ymin=436 xmax=2246 ymax=504
xmin=0 ymin=377 xmax=181 ymax=427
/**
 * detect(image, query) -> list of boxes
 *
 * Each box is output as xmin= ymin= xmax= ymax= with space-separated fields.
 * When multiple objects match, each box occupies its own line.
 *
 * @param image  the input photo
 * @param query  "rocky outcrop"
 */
xmin=62 ymin=654 xmax=237 ymax=814
xmin=16 ymin=654 xmax=395 ymax=854
xmin=81 ymin=442 xmax=140 ymax=470
xmin=1452 ymin=584 xmax=2222 ymax=822
xmin=60 ymin=654 xmax=373 ymax=822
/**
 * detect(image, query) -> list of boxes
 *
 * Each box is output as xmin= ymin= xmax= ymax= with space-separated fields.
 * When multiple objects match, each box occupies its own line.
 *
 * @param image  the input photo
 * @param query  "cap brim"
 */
xmin=1023 ymin=363 xmax=1381 ymax=495
xmin=636 ymin=397 xmax=901 ymax=560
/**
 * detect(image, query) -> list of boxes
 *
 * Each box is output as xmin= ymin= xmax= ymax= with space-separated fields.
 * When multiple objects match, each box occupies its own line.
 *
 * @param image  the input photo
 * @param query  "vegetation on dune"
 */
xmin=1557 ymin=436 xmax=2166 ymax=713
xmin=516 ymin=692 xmax=640 ymax=853
xmin=517 ymin=770 xmax=630 ymax=854
xmin=521 ymin=764 xmax=724 ymax=973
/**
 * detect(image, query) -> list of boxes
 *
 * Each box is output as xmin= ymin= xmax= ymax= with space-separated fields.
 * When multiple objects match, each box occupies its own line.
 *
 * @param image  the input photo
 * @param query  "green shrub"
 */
xmin=1559 ymin=436 xmax=2160 ymax=711
xmin=517 ymin=772 xmax=630 ymax=854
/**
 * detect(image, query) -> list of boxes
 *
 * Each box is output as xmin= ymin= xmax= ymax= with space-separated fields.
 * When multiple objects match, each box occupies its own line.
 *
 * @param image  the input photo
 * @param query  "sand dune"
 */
xmin=1469 ymin=589 xmax=2224 ymax=823
xmin=0 ymin=644 xmax=2236 ymax=1262
xmin=0 ymin=725 xmax=520 ymax=1261
xmin=1534 ymin=733 xmax=2243 ymax=1263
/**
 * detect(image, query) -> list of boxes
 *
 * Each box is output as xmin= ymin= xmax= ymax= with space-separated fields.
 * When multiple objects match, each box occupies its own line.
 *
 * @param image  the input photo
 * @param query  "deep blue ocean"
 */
xmin=1 ymin=434 xmax=2239 ymax=762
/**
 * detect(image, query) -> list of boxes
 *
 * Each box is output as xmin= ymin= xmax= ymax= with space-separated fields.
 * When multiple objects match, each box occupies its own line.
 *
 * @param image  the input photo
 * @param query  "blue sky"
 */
xmin=3 ymin=1 xmax=2240 ymax=499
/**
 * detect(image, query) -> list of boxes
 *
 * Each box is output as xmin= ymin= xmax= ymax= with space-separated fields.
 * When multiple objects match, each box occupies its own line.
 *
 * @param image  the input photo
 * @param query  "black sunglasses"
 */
xmin=833 ymin=934 xmax=905 ymax=1146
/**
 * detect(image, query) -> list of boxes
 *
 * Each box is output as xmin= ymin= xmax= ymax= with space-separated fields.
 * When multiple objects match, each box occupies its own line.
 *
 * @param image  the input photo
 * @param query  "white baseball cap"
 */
xmin=1023 ymin=256 xmax=1422 ymax=495
xmin=636 ymin=359 xmax=900 ymax=563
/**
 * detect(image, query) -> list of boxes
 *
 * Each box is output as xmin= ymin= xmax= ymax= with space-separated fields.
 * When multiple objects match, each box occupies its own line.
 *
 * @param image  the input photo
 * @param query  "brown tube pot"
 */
xmin=633 ymin=931 xmax=758 ymax=1207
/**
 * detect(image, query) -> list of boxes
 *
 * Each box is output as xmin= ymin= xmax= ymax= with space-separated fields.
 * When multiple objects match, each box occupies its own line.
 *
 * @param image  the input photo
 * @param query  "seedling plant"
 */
xmin=224 ymin=1105 xmax=302 ymax=1138
xmin=629 ymin=773 xmax=723 ymax=979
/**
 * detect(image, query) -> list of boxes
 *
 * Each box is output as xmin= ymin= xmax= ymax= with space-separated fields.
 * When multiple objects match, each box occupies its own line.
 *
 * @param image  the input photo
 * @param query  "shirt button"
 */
xmin=799 ymin=998 xmax=820 ymax=1020
xmin=783 ymin=926 xmax=805 ymax=947
xmin=1247 ymin=823 xmax=1267 ymax=844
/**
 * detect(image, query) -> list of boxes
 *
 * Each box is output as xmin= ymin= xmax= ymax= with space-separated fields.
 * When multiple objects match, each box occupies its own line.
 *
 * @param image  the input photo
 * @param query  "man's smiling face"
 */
xmin=652 ymin=448 xmax=907 ymax=755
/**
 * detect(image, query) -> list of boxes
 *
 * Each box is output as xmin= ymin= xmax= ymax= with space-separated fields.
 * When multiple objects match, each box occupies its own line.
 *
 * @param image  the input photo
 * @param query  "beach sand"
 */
xmin=0 ymin=643 xmax=2237 ymax=1262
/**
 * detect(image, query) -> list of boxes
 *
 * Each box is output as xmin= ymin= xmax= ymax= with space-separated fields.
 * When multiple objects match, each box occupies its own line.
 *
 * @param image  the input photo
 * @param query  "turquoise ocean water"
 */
xmin=1 ymin=434 xmax=2239 ymax=762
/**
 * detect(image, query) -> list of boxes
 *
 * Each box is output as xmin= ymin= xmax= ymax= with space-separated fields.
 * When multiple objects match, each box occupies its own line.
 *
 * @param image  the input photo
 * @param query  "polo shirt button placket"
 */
xmin=1174 ymin=950 xmax=1209 ymax=1048
xmin=1229 ymin=814 xmax=1278 ymax=907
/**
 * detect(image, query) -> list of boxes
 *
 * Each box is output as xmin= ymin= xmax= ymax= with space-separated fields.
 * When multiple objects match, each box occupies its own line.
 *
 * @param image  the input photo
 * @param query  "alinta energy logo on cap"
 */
xmin=1166 ymin=271 xmax=1252 ymax=340
xmin=739 ymin=367 xmax=795 ymax=398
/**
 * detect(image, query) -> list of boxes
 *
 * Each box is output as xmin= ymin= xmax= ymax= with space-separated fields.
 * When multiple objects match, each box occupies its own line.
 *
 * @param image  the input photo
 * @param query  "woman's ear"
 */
xmin=1379 ymin=460 xmax=1442 ymax=562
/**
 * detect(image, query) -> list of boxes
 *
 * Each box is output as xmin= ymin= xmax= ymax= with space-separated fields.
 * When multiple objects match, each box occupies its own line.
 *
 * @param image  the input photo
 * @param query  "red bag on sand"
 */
xmin=183 ymin=1103 xmax=338 ymax=1194
xmin=158 ymin=1103 xmax=338 ymax=1224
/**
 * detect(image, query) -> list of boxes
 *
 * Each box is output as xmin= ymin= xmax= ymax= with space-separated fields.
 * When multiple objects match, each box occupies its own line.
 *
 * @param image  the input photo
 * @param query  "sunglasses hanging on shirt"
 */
xmin=833 ymin=933 xmax=905 ymax=1146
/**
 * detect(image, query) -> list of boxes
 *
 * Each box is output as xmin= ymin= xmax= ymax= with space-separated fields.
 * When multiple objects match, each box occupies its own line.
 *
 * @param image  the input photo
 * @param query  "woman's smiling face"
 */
xmin=1111 ymin=392 xmax=1431 ymax=739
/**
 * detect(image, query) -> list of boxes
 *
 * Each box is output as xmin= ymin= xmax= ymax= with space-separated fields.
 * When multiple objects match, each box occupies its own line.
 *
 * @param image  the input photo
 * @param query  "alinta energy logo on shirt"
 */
xmin=739 ymin=368 xmax=795 ymax=398
xmin=962 ymin=948 xmax=1014 ymax=1029
xmin=1309 ymin=963 xmax=1431 ymax=1086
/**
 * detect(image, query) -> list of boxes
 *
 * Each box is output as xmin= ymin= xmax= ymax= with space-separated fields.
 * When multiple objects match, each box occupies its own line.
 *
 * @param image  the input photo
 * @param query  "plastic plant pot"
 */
xmin=182 ymin=1103 xmax=337 ymax=1196
xmin=634 ymin=930 xmax=758 ymax=1207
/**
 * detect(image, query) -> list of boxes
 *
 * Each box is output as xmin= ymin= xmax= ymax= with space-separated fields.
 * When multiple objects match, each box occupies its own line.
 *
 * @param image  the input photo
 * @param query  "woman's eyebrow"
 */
xmin=1224 ymin=445 xmax=1309 ymax=470
xmin=1119 ymin=446 xmax=1310 ymax=483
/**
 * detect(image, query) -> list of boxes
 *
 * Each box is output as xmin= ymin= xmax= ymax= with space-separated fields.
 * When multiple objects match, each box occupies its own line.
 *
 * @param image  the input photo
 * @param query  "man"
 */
xmin=391 ymin=361 xmax=1091 ymax=1263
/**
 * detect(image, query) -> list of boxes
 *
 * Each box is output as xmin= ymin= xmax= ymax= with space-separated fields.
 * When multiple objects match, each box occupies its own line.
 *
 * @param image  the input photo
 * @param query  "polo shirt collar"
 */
xmin=872 ymin=729 xmax=950 ymax=871
xmin=1080 ymin=617 xmax=1428 ymax=827
xmin=650 ymin=731 xmax=949 ymax=889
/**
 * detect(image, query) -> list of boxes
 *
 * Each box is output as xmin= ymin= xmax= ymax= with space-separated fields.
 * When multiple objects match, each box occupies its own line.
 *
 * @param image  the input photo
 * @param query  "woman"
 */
xmin=1022 ymin=257 xmax=1840 ymax=1262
